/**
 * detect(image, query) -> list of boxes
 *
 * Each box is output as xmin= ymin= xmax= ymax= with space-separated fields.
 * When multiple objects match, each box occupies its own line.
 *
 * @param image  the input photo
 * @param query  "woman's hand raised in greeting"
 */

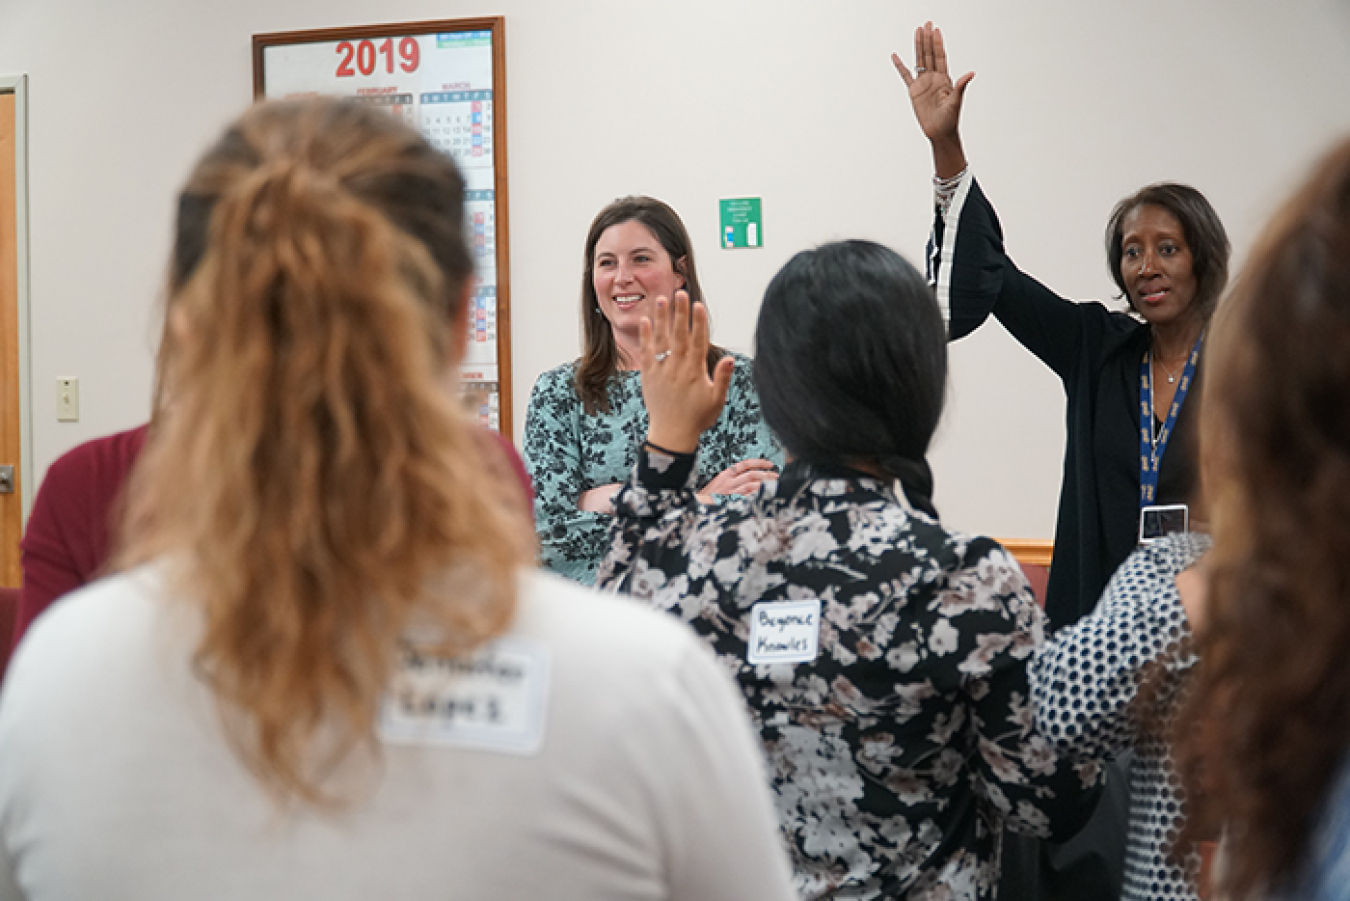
xmin=891 ymin=21 xmax=974 ymax=179
xmin=639 ymin=291 xmax=735 ymax=457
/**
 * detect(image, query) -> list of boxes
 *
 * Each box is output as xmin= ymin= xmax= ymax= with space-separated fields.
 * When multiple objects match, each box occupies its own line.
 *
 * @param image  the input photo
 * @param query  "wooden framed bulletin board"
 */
xmin=253 ymin=19 xmax=513 ymax=438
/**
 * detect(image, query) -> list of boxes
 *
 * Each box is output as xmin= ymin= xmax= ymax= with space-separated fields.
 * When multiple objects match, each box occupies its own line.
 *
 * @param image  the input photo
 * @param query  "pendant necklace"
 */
xmin=1154 ymin=351 xmax=1180 ymax=384
xmin=1155 ymin=353 xmax=1177 ymax=383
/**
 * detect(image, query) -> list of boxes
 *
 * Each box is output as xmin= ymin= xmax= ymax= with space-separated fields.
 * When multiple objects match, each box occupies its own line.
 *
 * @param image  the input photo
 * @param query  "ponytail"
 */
xmin=880 ymin=455 xmax=938 ymax=519
xmin=118 ymin=99 xmax=530 ymax=806
xmin=755 ymin=240 xmax=947 ymax=521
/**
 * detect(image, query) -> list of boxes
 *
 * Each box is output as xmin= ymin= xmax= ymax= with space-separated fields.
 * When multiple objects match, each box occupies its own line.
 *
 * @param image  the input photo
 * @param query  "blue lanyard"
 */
xmin=1139 ymin=333 xmax=1204 ymax=508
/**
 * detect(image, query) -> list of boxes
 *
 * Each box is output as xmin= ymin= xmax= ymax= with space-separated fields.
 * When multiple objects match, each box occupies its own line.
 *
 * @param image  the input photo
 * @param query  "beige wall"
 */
xmin=2 ymin=0 xmax=1349 ymax=539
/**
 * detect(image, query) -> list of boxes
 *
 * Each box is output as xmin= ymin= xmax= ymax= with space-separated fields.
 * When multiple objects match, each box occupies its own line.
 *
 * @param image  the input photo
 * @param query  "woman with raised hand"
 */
xmin=1174 ymin=136 xmax=1350 ymax=901
xmin=523 ymin=196 xmax=780 ymax=585
xmin=893 ymin=22 xmax=1231 ymax=631
xmin=0 ymin=99 xmax=795 ymax=901
xmin=893 ymin=23 xmax=1232 ymax=900
xmin=599 ymin=240 xmax=1101 ymax=901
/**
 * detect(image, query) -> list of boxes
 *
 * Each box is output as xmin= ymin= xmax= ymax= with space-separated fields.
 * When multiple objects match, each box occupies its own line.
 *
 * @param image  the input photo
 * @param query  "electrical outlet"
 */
xmin=57 ymin=377 xmax=79 ymax=422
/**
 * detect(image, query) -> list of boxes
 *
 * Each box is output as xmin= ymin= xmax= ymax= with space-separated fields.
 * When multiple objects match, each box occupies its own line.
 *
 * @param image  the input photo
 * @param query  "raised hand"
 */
xmin=639 ymin=291 xmax=735 ymax=456
xmin=891 ymin=21 xmax=974 ymax=178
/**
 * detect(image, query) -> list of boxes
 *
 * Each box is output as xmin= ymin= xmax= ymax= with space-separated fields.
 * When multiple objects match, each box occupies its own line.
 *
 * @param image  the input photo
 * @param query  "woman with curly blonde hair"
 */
xmin=1173 ymin=136 xmax=1350 ymax=901
xmin=0 ymin=98 xmax=794 ymax=901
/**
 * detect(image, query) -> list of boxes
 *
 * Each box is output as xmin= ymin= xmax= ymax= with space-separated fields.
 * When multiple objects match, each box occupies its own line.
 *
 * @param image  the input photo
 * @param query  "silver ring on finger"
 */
xmin=654 ymin=350 xmax=671 ymax=362
xmin=915 ymin=66 xmax=926 ymax=73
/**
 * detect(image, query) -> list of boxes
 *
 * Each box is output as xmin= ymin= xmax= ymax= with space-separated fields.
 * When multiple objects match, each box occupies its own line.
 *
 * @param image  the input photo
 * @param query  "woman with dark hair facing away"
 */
xmin=1172 ymin=136 xmax=1350 ymax=901
xmin=523 ymin=196 xmax=781 ymax=585
xmin=0 ymin=99 xmax=797 ymax=901
xmin=893 ymin=23 xmax=1230 ymax=631
xmin=598 ymin=241 xmax=1101 ymax=900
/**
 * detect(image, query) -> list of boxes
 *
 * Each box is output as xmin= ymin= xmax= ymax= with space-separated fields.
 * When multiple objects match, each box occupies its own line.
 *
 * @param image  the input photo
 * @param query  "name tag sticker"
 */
xmin=378 ymin=636 xmax=550 ymax=756
xmin=748 ymin=599 xmax=822 ymax=665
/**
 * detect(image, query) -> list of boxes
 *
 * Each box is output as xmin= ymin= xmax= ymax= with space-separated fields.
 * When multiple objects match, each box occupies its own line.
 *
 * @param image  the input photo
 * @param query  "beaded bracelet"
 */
xmin=933 ymin=166 xmax=969 ymax=217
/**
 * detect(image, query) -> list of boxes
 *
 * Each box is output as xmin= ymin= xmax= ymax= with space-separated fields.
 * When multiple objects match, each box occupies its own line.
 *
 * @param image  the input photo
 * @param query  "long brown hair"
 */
xmin=117 ymin=98 xmax=530 ymax=806
xmin=1174 ymin=137 xmax=1350 ymax=897
xmin=575 ymin=196 xmax=721 ymax=414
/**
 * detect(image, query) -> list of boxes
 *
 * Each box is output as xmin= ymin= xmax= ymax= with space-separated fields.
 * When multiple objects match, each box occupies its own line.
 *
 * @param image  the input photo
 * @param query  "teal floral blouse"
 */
xmin=522 ymin=353 xmax=781 ymax=584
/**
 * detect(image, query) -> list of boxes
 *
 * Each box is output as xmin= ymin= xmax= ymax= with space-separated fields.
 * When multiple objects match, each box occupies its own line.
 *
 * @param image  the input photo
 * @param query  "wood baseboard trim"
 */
xmin=996 ymin=538 xmax=1054 ymax=568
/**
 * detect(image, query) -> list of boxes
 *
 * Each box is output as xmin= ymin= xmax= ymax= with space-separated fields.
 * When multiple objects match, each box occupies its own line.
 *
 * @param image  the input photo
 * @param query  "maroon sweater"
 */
xmin=14 ymin=424 xmax=149 ymax=649
xmin=12 ymin=424 xmax=532 ymax=651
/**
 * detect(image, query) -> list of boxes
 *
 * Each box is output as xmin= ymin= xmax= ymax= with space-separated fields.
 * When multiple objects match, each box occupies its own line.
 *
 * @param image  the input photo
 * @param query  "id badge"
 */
xmin=1139 ymin=504 xmax=1188 ymax=545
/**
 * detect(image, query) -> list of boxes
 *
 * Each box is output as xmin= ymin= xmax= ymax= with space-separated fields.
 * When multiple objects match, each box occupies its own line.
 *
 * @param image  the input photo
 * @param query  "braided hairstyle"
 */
xmin=753 ymin=240 xmax=945 ymax=517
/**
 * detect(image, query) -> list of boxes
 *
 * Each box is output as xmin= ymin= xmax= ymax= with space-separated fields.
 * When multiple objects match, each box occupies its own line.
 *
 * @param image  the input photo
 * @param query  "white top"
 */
xmin=0 ymin=566 xmax=795 ymax=901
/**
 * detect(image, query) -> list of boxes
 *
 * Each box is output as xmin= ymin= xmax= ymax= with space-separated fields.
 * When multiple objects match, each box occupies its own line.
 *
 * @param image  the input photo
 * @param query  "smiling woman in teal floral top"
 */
xmin=599 ymin=241 xmax=1102 ymax=900
xmin=522 ymin=196 xmax=781 ymax=584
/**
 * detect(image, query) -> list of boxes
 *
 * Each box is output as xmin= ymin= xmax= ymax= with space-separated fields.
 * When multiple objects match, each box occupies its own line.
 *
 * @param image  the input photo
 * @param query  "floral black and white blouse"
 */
xmin=597 ymin=446 xmax=1103 ymax=901
xmin=1031 ymin=532 xmax=1210 ymax=901
xmin=522 ymin=355 xmax=780 ymax=584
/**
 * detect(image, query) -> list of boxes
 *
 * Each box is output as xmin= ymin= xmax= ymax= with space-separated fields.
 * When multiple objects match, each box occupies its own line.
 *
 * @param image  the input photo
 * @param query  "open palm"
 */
xmin=891 ymin=22 xmax=973 ymax=146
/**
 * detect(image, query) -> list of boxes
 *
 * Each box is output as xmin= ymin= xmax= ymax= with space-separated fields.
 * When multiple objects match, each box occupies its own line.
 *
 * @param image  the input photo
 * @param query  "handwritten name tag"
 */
xmin=378 ymin=636 xmax=550 ymax=755
xmin=747 ymin=599 xmax=822 ymax=665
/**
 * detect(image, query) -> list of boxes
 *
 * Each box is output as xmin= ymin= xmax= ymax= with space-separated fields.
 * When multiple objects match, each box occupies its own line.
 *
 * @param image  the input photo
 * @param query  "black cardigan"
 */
xmin=929 ymin=174 xmax=1200 ymax=630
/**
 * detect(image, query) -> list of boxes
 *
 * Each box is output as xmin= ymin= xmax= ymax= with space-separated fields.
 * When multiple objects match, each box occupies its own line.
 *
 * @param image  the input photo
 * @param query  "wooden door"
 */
xmin=1 ymin=91 xmax=21 ymax=588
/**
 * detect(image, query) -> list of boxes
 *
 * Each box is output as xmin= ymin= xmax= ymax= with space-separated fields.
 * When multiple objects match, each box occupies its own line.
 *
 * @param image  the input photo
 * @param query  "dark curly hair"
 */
xmin=1173 ymin=136 xmax=1350 ymax=898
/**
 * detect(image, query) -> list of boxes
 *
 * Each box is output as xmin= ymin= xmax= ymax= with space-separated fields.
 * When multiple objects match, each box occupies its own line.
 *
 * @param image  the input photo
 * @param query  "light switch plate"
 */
xmin=57 ymin=377 xmax=79 ymax=422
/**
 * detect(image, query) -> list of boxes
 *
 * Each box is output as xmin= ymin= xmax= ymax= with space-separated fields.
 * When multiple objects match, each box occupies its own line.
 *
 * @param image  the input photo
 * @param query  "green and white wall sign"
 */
xmin=719 ymin=197 xmax=762 ymax=249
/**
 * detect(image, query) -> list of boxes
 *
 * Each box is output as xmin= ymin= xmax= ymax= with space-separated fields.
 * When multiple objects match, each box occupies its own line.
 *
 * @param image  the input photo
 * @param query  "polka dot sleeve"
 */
xmin=1030 ymin=533 xmax=1210 ymax=760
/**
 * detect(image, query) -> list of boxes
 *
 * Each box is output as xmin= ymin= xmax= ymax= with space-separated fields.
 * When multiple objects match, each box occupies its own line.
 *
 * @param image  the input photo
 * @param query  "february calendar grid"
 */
xmin=256 ymin=21 xmax=512 ymax=436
